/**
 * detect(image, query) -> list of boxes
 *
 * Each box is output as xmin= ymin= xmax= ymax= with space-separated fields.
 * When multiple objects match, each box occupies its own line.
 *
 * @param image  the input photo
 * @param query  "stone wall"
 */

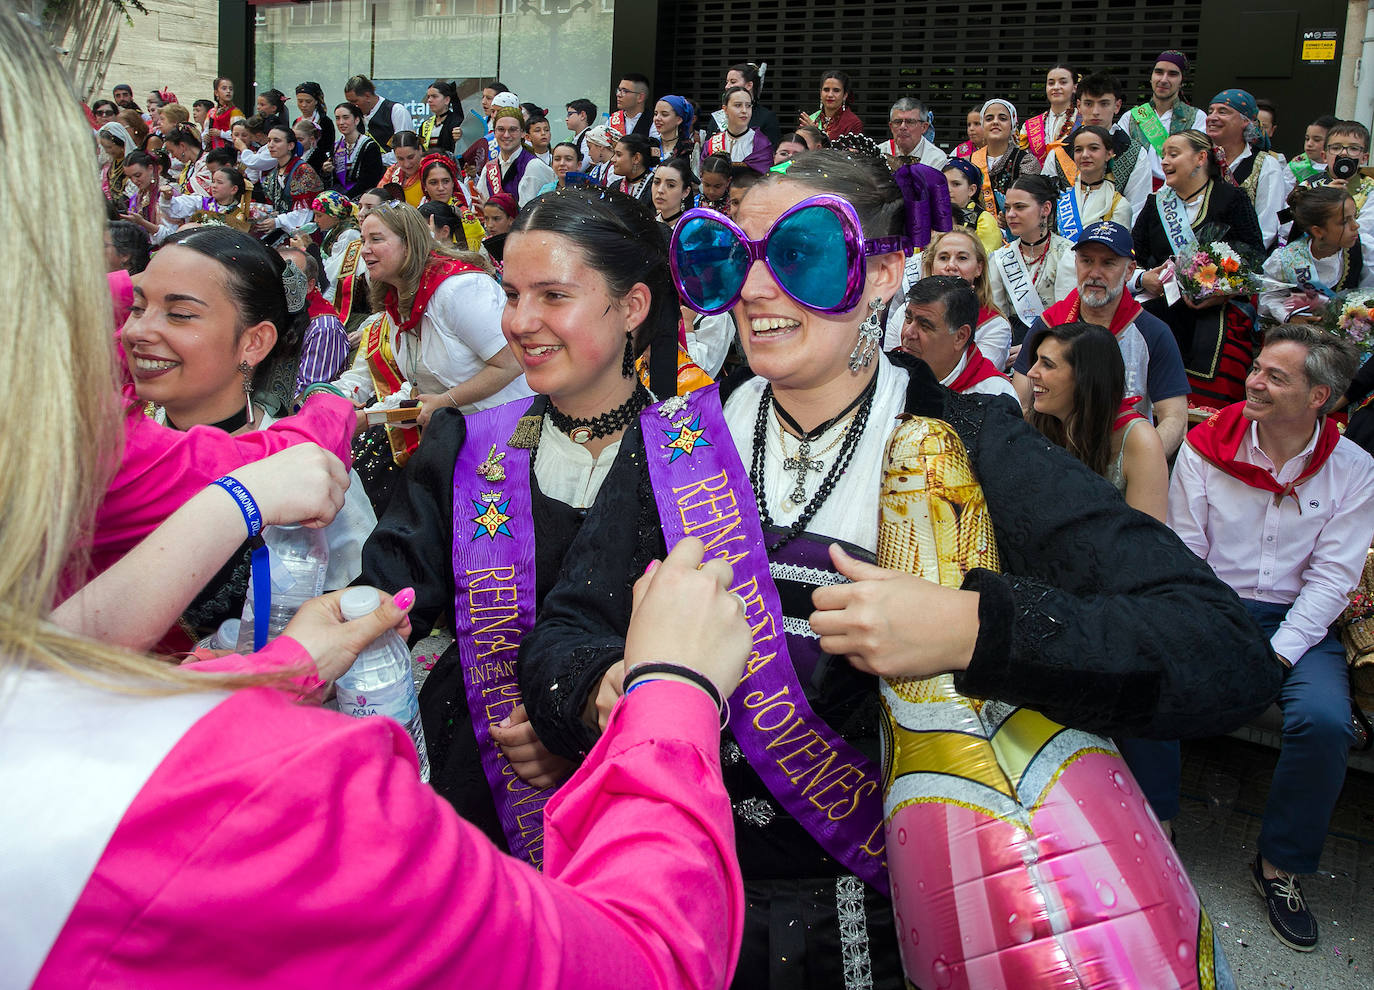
xmin=77 ymin=0 xmax=220 ymax=107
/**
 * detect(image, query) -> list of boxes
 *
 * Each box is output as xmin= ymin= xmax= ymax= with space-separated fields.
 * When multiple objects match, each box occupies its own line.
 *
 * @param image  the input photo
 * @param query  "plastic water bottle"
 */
xmin=234 ymin=524 xmax=329 ymax=653
xmin=195 ymin=618 xmax=241 ymax=652
xmin=334 ymin=586 xmax=430 ymax=782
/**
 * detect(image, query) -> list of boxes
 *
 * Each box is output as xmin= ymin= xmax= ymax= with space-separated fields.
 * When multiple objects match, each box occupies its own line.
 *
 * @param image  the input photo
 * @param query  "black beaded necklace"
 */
xmin=547 ymin=384 xmax=650 ymax=444
xmin=749 ymin=373 xmax=878 ymax=552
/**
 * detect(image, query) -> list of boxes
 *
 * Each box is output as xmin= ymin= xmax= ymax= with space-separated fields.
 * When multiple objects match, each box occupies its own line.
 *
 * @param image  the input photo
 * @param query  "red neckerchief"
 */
xmin=306 ymin=287 xmax=338 ymax=321
xmin=1041 ymin=289 xmax=1143 ymax=337
xmin=1114 ymin=395 xmax=1146 ymax=430
xmin=1185 ymin=401 xmax=1341 ymax=508
xmin=977 ymin=305 xmax=1001 ymax=327
xmin=384 ymin=254 xmax=483 ymax=333
xmin=948 ymin=346 xmax=1008 ymax=393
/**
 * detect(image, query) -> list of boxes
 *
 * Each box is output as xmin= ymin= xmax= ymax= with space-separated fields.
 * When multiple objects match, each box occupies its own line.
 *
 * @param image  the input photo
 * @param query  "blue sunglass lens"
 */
xmin=766 ymin=205 xmax=849 ymax=310
xmin=675 ymin=215 xmax=749 ymax=312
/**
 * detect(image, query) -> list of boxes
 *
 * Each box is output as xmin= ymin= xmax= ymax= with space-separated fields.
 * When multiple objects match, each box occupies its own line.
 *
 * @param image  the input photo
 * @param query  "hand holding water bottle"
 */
xmin=226 ymin=444 xmax=349 ymax=529
xmin=282 ymin=586 xmax=414 ymax=683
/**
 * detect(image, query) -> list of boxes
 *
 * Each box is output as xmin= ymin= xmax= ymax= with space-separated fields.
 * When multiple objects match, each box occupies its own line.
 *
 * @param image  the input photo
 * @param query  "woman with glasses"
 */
xmin=519 ymin=149 xmax=1278 ymax=989
xmin=700 ymin=86 xmax=773 ymax=175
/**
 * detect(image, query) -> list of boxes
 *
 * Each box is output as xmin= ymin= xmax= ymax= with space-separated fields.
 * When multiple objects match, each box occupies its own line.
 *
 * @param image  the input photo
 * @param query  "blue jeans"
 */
xmin=1117 ymin=737 xmax=1181 ymax=821
xmin=1244 ymin=600 xmax=1356 ymax=874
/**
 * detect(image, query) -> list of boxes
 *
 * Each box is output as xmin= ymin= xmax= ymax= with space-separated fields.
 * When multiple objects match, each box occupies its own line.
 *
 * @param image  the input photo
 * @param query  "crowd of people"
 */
xmin=5 ymin=4 xmax=1371 ymax=981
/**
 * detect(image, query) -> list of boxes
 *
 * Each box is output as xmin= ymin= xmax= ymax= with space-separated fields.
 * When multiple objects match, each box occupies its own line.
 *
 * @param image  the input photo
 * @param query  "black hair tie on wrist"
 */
xmin=623 ymin=661 xmax=729 ymax=727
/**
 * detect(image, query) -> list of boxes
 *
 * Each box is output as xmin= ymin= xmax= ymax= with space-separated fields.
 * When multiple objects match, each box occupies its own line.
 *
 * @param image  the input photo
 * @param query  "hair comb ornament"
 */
xmin=280 ymin=260 xmax=309 ymax=312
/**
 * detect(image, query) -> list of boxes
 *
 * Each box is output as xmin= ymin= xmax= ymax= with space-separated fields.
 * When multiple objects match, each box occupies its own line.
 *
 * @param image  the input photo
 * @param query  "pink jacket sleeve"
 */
xmin=38 ymin=680 xmax=743 ymax=990
xmin=76 ymin=394 xmax=357 ymax=589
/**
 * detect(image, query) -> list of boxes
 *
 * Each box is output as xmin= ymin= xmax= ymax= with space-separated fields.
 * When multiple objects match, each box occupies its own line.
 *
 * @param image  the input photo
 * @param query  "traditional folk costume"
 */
xmin=1223 ymin=146 xmax=1287 ymax=250
xmin=207 ymin=101 xmax=243 ymax=150
xmin=1018 ymin=108 xmax=1079 ymax=172
xmin=314 ymin=191 xmax=366 ymax=322
xmin=806 ymin=105 xmax=864 ymax=141
xmin=939 ymin=344 xmax=1019 ymax=402
xmin=521 ymin=352 xmax=1281 ymax=989
xmin=607 ymin=108 xmax=653 ymax=138
xmin=255 ymin=155 xmax=323 ymax=217
xmin=1288 ymin=154 xmax=1324 ymax=186
xmin=420 ymin=107 xmax=461 ymax=155
xmin=1055 ymin=177 xmax=1133 ymax=243
xmin=379 ymin=162 xmax=425 ymax=207
xmin=333 ymin=255 xmax=531 ymax=467
xmin=173 ymin=156 xmax=214 ymax=198
xmin=476 ymin=144 xmax=557 ymax=207
xmin=295 ymin=109 xmax=334 ymax=177
xmin=988 ymin=233 xmax=1077 ymax=346
xmin=1125 ymin=99 xmax=1206 ymax=189
xmin=613 ymin=166 xmax=657 ymax=208
xmin=161 ymin=193 xmax=264 ymax=236
xmin=700 ymin=126 xmax=774 ymax=175
xmin=332 ymin=132 xmax=385 ymax=198
xmin=1132 ymin=179 xmax=1266 ymax=407
xmin=1261 ymin=234 xmax=1372 ymax=322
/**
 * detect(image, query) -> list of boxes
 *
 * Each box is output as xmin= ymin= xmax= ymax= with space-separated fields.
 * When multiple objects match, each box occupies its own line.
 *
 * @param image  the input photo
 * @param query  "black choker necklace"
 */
xmin=1080 ymin=176 xmax=1107 ymax=189
xmin=749 ymin=374 xmax=878 ymax=553
xmin=167 ymin=406 xmax=249 ymax=434
xmin=547 ymin=384 xmax=649 ymax=444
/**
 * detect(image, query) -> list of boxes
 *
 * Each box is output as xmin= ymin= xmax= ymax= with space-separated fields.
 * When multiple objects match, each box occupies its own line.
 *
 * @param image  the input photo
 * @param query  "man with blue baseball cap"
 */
xmin=1012 ymin=220 xmax=1190 ymax=454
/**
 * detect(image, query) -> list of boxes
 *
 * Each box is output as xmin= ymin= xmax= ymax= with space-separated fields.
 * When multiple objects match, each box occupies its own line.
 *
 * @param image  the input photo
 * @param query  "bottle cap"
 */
xmin=339 ymin=585 xmax=381 ymax=621
xmin=214 ymin=618 xmax=241 ymax=650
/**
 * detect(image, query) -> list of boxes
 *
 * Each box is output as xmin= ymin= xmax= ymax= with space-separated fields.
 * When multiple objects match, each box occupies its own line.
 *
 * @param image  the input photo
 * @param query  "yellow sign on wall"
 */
xmin=1302 ymin=38 xmax=1336 ymax=61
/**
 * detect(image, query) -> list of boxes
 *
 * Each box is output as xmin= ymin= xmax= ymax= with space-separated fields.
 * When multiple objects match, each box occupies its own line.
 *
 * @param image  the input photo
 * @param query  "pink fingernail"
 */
xmin=644 ymin=560 xmax=659 ymax=576
xmin=394 ymin=587 xmax=415 ymax=610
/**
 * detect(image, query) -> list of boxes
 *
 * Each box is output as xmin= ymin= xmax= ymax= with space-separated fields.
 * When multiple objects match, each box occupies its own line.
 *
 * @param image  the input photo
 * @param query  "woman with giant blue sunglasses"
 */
xmin=521 ymin=150 xmax=1281 ymax=989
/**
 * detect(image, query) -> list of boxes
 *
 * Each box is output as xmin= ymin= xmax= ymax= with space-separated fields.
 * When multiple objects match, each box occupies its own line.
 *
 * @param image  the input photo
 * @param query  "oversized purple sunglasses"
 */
xmin=669 ymin=194 xmax=909 ymax=315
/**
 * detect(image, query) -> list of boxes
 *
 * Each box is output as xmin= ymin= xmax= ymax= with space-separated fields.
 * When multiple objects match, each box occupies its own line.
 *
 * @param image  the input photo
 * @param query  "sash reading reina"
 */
xmin=451 ymin=400 xmax=557 ymax=869
xmin=640 ymin=385 xmax=889 ymax=894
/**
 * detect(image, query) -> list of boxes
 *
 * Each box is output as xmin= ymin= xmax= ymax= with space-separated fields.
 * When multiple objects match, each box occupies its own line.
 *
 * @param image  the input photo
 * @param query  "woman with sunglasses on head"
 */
xmin=971 ymin=98 xmax=1039 ymax=228
xmin=520 ymin=150 xmax=1279 ymax=989
xmin=798 ymin=68 xmax=863 ymax=140
xmin=329 ymin=101 xmax=385 ymax=197
xmin=701 ymin=86 xmax=774 ymax=176
xmin=988 ymin=174 xmax=1077 ymax=349
xmin=358 ymin=184 xmax=694 ymax=851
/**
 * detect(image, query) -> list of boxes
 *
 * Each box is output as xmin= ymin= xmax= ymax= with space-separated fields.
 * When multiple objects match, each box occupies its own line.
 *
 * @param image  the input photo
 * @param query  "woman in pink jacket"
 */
xmin=0 ymin=10 xmax=747 ymax=988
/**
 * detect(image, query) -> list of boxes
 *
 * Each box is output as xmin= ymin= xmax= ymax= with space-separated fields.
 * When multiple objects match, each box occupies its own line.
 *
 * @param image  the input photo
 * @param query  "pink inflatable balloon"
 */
xmin=877 ymin=416 xmax=1233 ymax=989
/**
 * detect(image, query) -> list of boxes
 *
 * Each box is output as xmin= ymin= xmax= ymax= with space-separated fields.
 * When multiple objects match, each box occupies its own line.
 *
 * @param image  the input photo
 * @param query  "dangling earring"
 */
xmin=620 ymin=331 xmax=635 ymax=378
xmin=239 ymin=360 xmax=256 ymax=426
xmin=848 ymin=297 xmax=884 ymax=372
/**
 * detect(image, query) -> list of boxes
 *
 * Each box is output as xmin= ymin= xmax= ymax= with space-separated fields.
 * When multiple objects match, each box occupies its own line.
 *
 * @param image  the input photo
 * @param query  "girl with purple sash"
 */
xmin=358 ymin=187 xmax=685 ymax=856
xmin=520 ymin=151 xmax=1282 ymax=989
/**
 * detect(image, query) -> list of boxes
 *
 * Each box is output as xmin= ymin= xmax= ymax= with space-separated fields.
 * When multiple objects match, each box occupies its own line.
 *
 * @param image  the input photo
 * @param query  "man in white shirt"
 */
xmin=1124 ymin=51 xmax=1207 ymax=188
xmin=475 ymin=107 xmax=556 ymax=206
xmin=881 ymin=98 xmax=948 ymax=171
xmin=1205 ymin=89 xmax=1287 ymax=250
xmin=900 ymin=276 xmax=1019 ymax=404
xmin=1169 ymin=325 xmax=1374 ymax=953
xmin=608 ymin=73 xmax=652 ymax=138
xmin=344 ymin=73 xmax=414 ymax=164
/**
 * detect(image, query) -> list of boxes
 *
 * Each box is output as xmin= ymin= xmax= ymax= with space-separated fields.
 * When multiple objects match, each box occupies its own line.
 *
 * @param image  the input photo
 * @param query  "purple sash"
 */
xmin=452 ymin=400 xmax=556 ymax=869
xmin=640 ymin=385 xmax=889 ymax=894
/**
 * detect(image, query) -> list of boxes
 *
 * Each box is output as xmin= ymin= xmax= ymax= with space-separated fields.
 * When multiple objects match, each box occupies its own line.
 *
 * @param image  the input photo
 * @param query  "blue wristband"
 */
xmin=211 ymin=475 xmax=263 ymax=538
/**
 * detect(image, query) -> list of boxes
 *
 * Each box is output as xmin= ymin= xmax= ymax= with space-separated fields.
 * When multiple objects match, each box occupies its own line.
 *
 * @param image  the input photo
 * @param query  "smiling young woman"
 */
xmin=357 ymin=185 xmax=688 ymax=839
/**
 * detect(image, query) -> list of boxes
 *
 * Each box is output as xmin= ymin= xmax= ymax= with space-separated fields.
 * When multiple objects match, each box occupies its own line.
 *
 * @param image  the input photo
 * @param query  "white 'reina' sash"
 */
xmin=993 ymin=244 xmax=1046 ymax=325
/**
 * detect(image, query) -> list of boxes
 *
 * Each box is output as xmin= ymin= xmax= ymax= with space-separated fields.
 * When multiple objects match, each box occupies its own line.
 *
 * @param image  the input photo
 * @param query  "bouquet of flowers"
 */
xmin=1174 ymin=240 xmax=1262 ymax=302
xmin=1320 ymin=290 xmax=1374 ymax=360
